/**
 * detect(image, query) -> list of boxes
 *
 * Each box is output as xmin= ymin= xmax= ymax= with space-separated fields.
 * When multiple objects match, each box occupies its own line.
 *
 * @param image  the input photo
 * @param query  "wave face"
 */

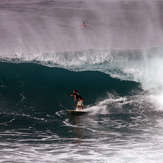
xmin=0 ymin=61 xmax=141 ymax=111
xmin=1 ymin=0 xmax=163 ymax=163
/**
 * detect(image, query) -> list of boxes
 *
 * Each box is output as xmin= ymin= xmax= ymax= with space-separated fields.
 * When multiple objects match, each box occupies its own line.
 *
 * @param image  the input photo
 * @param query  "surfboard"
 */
xmin=66 ymin=109 xmax=88 ymax=114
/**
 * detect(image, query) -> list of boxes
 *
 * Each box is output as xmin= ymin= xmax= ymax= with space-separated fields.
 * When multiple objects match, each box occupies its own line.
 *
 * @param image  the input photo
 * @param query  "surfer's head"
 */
xmin=73 ymin=89 xmax=77 ymax=93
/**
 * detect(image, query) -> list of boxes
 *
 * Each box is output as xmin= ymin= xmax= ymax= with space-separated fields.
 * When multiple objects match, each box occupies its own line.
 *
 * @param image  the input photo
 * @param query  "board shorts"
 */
xmin=77 ymin=99 xmax=84 ymax=107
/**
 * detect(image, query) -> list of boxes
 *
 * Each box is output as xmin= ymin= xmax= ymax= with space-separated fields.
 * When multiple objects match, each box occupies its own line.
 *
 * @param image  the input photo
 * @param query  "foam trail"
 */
xmin=86 ymin=95 xmax=127 ymax=115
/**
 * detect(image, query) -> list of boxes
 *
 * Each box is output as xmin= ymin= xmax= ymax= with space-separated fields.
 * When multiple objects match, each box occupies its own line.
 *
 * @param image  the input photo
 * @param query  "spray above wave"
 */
xmin=0 ymin=0 xmax=163 ymax=54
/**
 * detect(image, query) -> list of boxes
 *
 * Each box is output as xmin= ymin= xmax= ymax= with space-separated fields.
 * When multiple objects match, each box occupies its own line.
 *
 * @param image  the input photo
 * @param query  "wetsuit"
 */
xmin=74 ymin=93 xmax=83 ymax=101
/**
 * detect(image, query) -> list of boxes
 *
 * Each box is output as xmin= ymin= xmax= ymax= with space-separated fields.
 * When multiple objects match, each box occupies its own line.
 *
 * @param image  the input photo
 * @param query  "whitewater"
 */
xmin=0 ymin=0 xmax=163 ymax=163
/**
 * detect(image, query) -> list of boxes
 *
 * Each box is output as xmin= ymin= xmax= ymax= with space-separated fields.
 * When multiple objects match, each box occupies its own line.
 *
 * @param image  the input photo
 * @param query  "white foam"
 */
xmin=149 ymin=93 xmax=163 ymax=111
xmin=85 ymin=96 xmax=126 ymax=115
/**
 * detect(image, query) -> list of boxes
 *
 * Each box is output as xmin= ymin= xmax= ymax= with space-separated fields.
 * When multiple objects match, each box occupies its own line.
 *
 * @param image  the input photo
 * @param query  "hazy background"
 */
xmin=0 ymin=0 xmax=163 ymax=56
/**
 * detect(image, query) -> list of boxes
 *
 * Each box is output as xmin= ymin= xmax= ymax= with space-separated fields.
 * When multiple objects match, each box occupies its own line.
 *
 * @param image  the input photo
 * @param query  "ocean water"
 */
xmin=0 ymin=0 xmax=163 ymax=163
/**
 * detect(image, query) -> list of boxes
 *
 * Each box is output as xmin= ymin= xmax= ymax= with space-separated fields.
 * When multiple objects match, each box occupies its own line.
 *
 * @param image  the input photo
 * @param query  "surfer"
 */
xmin=79 ymin=22 xmax=88 ymax=28
xmin=70 ymin=90 xmax=84 ymax=110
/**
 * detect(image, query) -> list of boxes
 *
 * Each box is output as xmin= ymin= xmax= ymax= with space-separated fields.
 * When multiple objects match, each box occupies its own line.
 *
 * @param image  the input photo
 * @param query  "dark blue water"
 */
xmin=0 ymin=0 xmax=163 ymax=162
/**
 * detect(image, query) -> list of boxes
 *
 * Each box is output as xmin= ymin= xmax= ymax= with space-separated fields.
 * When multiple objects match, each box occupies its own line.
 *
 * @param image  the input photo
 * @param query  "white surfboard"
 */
xmin=66 ymin=109 xmax=88 ymax=114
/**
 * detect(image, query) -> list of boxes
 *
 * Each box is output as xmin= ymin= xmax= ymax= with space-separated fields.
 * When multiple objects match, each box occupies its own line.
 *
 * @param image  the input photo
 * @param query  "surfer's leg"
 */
xmin=77 ymin=100 xmax=84 ymax=109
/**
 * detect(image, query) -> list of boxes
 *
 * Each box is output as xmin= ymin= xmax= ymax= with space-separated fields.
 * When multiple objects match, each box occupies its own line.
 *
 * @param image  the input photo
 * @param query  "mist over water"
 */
xmin=1 ymin=0 xmax=163 ymax=54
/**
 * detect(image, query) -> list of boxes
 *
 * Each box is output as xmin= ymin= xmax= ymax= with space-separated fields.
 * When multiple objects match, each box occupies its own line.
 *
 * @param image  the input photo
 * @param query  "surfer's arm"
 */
xmin=70 ymin=94 xmax=76 ymax=101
